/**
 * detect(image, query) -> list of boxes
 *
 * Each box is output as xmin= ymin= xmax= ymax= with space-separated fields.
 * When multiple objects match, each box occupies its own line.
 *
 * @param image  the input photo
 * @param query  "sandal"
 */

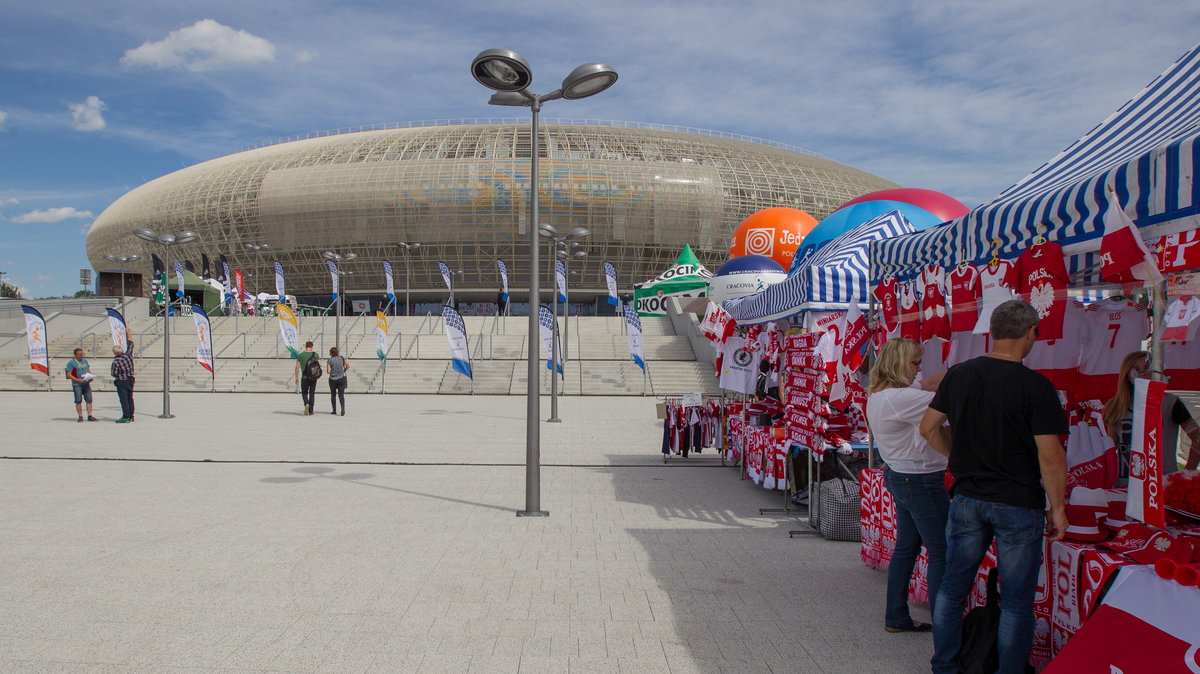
xmin=884 ymin=622 xmax=932 ymax=633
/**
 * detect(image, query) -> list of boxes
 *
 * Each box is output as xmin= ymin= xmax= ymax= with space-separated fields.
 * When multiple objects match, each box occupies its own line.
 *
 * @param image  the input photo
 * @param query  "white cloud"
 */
xmin=0 ymin=110 xmax=7 ymax=129
xmin=68 ymin=96 xmax=107 ymax=131
xmin=11 ymin=207 xmax=95 ymax=223
xmin=1 ymin=198 xmax=18 ymax=206
xmin=121 ymin=19 xmax=277 ymax=71
xmin=294 ymin=50 xmax=316 ymax=63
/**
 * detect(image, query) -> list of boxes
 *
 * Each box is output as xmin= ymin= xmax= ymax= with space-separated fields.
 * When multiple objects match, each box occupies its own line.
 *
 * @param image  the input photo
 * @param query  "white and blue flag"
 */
xmin=603 ymin=262 xmax=619 ymax=306
xmin=442 ymin=306 xmax=472 ymax=379
xmin=497 ymin=259 xmax=509 ymax=304
xmin=173 ymin=260 xmax=186 ymax=298
xmin=326 ymin=259 xmax=339 ymax=300
xmin=106 ymin=308 xmax=132 ymax=353
xmin=383 ymin=261 xmax=395 ymax=304
xmin=538 ymin=305 xmax=563 ymax=375
xmin=624 ymin=305 xmax=645 ymax=370
xmin=221 ymin=258 xmax=233 ymax=304
xmin=274 ymin=261 xmax=286 ymax=298
xmin=555 ymin=259 xmax=567 ymax=303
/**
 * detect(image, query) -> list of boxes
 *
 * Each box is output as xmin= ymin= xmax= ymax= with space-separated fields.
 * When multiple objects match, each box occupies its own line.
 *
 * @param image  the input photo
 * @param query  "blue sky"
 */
xmin=2 ymin=0 xmax=1198 ymax=297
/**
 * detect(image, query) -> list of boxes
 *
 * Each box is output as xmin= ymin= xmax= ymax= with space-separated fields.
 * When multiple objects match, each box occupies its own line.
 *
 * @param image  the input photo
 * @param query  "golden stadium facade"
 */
xmin=86 ymin=120 xmax=897 ymax=308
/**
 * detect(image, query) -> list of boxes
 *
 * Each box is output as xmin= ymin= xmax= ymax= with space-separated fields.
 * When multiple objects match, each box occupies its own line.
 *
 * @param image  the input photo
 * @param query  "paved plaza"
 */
xmin=1 ymin=391 xmax=932 ymax=673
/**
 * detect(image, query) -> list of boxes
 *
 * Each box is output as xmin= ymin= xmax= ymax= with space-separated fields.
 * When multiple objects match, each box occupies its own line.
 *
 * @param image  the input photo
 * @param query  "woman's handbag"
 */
xmin=817 ymin=459 xmax=861 ymax=542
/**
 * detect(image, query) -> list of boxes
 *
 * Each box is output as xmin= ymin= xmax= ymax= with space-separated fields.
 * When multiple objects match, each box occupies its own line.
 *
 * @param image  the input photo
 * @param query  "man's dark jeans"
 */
xmin=115 ymin=378 xmax=135 ymax=419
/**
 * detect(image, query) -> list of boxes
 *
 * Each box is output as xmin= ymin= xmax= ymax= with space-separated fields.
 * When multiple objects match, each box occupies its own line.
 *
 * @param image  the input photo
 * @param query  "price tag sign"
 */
xmin=682 ymin=392 xmax=702 ymax=408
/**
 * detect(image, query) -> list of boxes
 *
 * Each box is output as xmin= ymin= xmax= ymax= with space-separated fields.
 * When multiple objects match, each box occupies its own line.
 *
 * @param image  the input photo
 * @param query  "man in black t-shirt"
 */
xmin=920 ymin=299 xmax=1067 ymax=674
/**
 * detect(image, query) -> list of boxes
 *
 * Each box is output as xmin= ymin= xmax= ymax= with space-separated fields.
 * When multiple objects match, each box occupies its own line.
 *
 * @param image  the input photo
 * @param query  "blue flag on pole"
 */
xmin=555 ymin=259 xmax=567 ymax=303
xmin=442 ymin=306 xmax=472 ymax=379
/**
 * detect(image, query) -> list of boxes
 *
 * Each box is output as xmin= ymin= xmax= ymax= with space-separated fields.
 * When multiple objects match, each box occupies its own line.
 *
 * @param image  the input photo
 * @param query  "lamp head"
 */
xmin=538 ymin=223 xmax=559 ymax=238
xmin=565 ymin=227 xmax=591 ymax=240
xmin=322 ymin=251 xmax=337 ymax=261
xmin=174 ymin=231 xmax=199 ymax=244
xmin=471 ymin=49 xmax=533 ymax=92
xmin=572 ymin=251 xmax=588 ymax=259
xmin=561 ymin=63 xmax=618 ymax=100
xmin=343 ymin=253 xmax=358 ymax=262
xmin=132 ymin=228 xmax=159 ymax=242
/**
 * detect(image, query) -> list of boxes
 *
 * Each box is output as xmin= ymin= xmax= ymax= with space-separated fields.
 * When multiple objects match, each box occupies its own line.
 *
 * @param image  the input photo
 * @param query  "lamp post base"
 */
xmin=516 ymin=510 xmax=550 ymax=517
xmin=158 ymin=413 xmax=175 ymax=419
xmin=547 ymin=417 xmax=561 ymax=423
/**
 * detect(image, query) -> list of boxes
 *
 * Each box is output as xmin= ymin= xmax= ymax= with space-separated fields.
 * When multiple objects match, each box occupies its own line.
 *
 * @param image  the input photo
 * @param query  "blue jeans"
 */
xmin=932 ymin=494 xmax=1045 ymax=674
xmin=883 ymin=468 xmax=948 ymax=629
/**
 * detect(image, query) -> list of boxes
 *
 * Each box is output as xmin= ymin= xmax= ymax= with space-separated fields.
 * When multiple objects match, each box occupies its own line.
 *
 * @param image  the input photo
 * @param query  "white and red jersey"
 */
xmin=897 ymin=281 xmax=921 ymax=341
xmin=947 ymin=264 xmax=980 ymax=333
xmin=1006 ymin=243 xmax=1070 ymax=341
xmin=1162 ymin=295 xmax=1200 ymax=342
xmin=873 ymin=277 xmax=900 ymax=337
xmin=946 ymin=331 xmax=989 ymax=368
xmin=1075 ymin=300 xmax=1149 ymax=400
xmin=918 ymin=264 xmax=950 ymax=342
xmin=1153 ymin=227 xmax=1200 ymax=274
xmin=973 ymin=260 xmax=1015 ymax=334
xmin=1024 ymin=301 xmax=1087 ymax=392
xmin=1165 ymin=338 xmax=1200 ymax=391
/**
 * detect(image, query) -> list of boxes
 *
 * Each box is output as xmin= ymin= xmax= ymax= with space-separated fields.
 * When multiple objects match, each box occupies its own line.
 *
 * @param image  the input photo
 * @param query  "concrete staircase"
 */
xmin=0 ymin=311 xmax=720 ymax=396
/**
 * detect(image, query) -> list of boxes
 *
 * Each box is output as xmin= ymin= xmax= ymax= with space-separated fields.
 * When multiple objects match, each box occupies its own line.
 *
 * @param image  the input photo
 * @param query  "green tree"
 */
xmin=0 ymin=282 xmax=21 ymax=299
xmin=74 ymin=289 xmax=96 ymax=298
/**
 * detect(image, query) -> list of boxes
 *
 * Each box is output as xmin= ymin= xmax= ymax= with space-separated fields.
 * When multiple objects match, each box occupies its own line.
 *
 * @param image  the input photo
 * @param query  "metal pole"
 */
xmin=548 ymin=234 xmax=561 ymax=423
xmin=1150 ymin=280 xmax=1167 ymax=382
xmin=160 ymin=257 xmax=174 ymax=418
xmin=519 ymin=97 xmax=549 ymax=517
xmin=335 ymin=272 xmax=342 ymax=352
xmin=563 ymin=258 xmax=570 ymax=363
xmin=405 ymin=260 xmax=411 ymax=317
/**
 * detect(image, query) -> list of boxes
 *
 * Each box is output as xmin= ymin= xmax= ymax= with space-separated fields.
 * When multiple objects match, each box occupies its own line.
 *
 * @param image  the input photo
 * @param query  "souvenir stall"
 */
xmin=863 ymin=40 xmax=1200 ymax=669
xmin=704 ymin=211 xmax=917 ymax=528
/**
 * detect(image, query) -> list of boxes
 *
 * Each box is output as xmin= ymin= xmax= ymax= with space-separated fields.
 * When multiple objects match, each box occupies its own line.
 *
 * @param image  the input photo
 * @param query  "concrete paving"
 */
xmin=0 ymin=391 xmax=933 ymax=673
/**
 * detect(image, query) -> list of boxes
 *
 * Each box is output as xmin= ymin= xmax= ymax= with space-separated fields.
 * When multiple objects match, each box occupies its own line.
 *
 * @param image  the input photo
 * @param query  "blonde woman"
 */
xmin=866 ymin=338 xmax=947 ymax=633
xmin=1103 ymin=351 xmax=1200 ymax=485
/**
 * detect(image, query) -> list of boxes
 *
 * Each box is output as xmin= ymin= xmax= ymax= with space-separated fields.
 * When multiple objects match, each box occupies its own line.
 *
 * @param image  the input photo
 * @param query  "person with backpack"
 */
xmin=294 ymin=341 xmax=320 ymax=416
xmin=326 ymin=346 xmax=349 ymax=416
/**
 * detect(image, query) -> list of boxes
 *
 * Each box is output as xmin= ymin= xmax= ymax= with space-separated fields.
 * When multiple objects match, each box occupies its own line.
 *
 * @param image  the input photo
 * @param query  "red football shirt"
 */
xmin=1006 ymin=242 xmax=1070 ymax=341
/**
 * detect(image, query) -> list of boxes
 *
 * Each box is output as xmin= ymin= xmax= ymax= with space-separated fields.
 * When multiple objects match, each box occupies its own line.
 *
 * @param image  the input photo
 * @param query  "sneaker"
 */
xmin=116 ymin=418 xmax=131 ymax=424
xmin=330 ymin=410 xmax=337 ymax=415
xmin=87 ymin=416 xmax=99 ymax=422
xmin=340 ymin=408 xmax=345 ymax=416
xmin=77 ymin=416 xmax=84 ymax=423
xmin=304 ymin=405 xmax=311 ymax=416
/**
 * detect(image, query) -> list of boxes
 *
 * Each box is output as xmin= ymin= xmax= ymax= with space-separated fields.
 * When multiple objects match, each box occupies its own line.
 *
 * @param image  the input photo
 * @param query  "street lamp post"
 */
xmin=557 ymin=242 xmax=587 ymax=363
xmin=243 ymin=243 xmax=269 ymax=312
xmin=132 ymin=228 xmax=199 ymax=419
xmin=322 ymin=251 xmax=357 ymax=352
xmin=396 ymin=242 xmax=422 ymax=316
xmin=472 ymin=48 xmax=617 ymax=517
xmin=540 ymin=225 xmax=589 ymax=423
xmin=102 ymin=253 xmax=142 ymax=312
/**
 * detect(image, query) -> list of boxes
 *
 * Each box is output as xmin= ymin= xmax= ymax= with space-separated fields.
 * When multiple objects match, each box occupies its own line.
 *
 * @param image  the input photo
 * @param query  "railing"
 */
xmin=214 ymin=334 xmax=247 ymax=360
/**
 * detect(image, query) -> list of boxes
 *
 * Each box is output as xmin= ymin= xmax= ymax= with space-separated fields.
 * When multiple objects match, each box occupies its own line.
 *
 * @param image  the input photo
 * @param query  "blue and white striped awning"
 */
xmin=873 ymin=41 xmax=1200 ymax=282
xmin=725 ymin=211 xmax=915 ymax=324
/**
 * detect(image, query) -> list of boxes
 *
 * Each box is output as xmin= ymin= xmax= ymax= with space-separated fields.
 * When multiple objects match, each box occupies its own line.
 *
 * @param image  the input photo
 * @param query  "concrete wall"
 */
xmin=666 ymin=297 xmax=715 ymax=366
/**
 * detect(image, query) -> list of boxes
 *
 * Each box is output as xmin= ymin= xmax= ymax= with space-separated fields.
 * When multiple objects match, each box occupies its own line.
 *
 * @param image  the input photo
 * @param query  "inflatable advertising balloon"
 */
xmin=728 ymin=207 xmax=818 ymax=271
xmin=708 ymin=255 xmax=787 ymax=304
xmin=837 ymin=188 xmax=969 ymax=224
xmin=793 ymin=200 xmax=945 ymax=268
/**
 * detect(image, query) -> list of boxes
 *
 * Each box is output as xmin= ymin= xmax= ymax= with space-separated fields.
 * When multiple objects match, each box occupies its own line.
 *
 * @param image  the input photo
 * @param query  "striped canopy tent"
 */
xmin=724 ymin=210 xmax=915 ymax=325
xmin=872 ymin=41 xmax=1200 ymax=283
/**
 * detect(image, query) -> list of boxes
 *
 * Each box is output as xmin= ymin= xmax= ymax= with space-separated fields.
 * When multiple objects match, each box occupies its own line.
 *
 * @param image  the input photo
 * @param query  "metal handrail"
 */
xmin=214 ymin=333 xmax=247 ymax=360
xmin=414 ymin=311 xmax=435 ymax=335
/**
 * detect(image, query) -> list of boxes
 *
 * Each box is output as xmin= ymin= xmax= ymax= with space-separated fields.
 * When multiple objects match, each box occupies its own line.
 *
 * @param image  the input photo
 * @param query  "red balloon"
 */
xmin=728 ymin=207 xmax=818 ymax=270
xmin=838 ymin=188 xmax=969 ymax=223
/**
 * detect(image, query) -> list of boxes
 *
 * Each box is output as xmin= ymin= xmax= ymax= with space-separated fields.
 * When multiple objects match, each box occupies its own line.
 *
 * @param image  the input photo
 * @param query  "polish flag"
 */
xmin=1099 ymin=185 xmax=1164 ymax=287
xmin=828 ymin=302 xmax=869 ymax=411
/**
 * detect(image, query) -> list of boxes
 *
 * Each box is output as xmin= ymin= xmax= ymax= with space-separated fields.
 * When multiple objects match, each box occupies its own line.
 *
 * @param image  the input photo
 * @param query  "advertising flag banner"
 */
xmin=221 ymin=258 xmax=233 ymax=304
xmin=151 ymin=254 xmax=165 ymax=277
xmin=624 ymin=304 xmax=645 ymax=370
xmin=442 ymin=306 xmax=472 ymax=379
xmin=192 ymin=305 xmax=214 ymax=374
xmin=274 ymin=261 xmax=285 ymax=298
xmin=201 ymin=253 xmax=211 ymax=281
xmin=497 ymin=259 xmax=509 ymax=303
xmin=21 ymin=305 xmax=49 ymax=375
xmin=538 ymin=305 xmax=563 ymax=374
xmin=106 ymin=308 xmax=131 ymax=352
xmin=276 ymin=304 xmax=300 ymax=358
xmin=1100 ymin=184 xmax=1164 ymax=287
xmin=233 ymin=270 xmax=245 ymax=312
xmin=437 ymin=261 xmax=453 ymax=291
xmin=173 ymin=260 xmax=186 ymax=298
xmin=184 ymin=260 xmax=196 ymax=274
xmin=375 ymin=311 xmax=388 ymax=359
xmin=382 ymin=261 xmax=395 ymax=303
xmin=1127 ymin=377 xmax=1167 ymax=528
xmin=555 ymin=259 xmax=567 ymax=303
xmin=326 ymin=259 xmax=339 ymax=300
xmin=604 ymin=262 xmax=619 ymax=306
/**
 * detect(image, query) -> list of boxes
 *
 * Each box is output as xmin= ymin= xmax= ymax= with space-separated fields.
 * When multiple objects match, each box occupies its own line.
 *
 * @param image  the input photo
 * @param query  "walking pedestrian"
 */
xmin=326 ymin=346 xmax=349 ymax=415
xmin=110 ymin=343 xmax=136 ymax=423
xmin=295 ymin=341 xmax=319 ymax=416
xmin=65 ymin=348 xmax=97 ymax=422
xmin=920 ymin=300 xmax=1068 ymax=674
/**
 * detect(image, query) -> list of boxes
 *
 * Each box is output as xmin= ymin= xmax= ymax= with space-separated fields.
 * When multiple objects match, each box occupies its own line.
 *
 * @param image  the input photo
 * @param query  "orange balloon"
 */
xmin=728 ymin=207 xmax=819 ymax=270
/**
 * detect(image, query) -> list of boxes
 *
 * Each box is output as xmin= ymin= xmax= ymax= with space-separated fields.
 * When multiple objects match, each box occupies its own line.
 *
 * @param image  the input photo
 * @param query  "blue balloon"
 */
xmin=791 ymin=200 xmax=944 ymax=273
